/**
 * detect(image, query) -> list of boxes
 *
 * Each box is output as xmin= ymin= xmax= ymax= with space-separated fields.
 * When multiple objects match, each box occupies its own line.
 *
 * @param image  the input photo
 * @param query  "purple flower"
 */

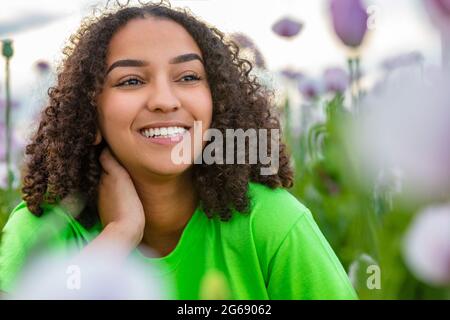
xmin=298 ymin=77 xmax=323 ymax=100
xmin=280 ymin=68 xmax=305 ymax=81
xmin=330 ymin=0 xmax=368 ymax=48
xmin=35 ymin=59 xmax=51 ymax=74
xmin=323 ymin=67 xmax=349 ymax=93
xmin=272 ymin=17 xmax=303 ymax=38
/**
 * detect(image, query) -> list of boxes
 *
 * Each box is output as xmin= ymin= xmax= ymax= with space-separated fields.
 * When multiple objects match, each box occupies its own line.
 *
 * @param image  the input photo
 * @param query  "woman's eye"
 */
xmin=179 ymin=74 xmax=201 ymax=82
xmin=116 ymin=78 xmax=143 ymax=87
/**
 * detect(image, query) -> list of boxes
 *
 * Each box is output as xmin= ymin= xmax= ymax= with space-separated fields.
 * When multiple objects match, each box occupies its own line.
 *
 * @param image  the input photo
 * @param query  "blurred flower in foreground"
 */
xmin=424 ymin=0 xmax=450 ymax=32
xmin=272 ymin=16 xmax=303 ymax=38
xmin=424 ymin=0 xmax=450 ymax=67
xmin=352 ymin=69 xmax=450 ymax=201
xmin=403 ymin=203 xmax=450 ymax=286
xmin=323 ymin=67 xmax=349 ymax=93
xmin=330 ymin=0 xmax=368 ymax=49
xmin=7 ymin=245 xmax=169 ymax=299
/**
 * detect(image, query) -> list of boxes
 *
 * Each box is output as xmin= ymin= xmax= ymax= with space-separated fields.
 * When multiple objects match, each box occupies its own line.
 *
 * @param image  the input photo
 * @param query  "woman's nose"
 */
xmin=146 ymin=77 xmax=181 ymax=113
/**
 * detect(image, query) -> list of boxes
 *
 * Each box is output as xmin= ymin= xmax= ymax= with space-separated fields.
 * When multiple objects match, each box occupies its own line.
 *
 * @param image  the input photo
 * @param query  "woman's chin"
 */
xmin=144 ymin=162 xmax=193 ymax=178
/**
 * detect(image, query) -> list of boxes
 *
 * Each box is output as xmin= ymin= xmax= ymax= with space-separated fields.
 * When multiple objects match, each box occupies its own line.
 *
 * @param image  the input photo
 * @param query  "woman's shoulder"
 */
xmin=248 ymin=182 xmax=312 ymax=225
xmin=1 ymin=194 xmax=89 ymax=247
xmin=3 ymin=201 xmax=61 ymax=235
xmin=246 ymin=182 xmax=313 ymax=244
xmin=5 ymin=195 xmax=80 ymax=224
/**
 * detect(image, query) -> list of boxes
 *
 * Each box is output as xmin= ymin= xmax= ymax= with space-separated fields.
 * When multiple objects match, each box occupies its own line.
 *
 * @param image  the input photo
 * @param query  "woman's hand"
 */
xmin=97 ymin=147 xmax=145 ymax=248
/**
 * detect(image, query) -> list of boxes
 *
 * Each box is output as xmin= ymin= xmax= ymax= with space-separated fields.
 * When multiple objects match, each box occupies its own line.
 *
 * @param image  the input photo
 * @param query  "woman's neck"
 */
xmin=131 ymin=169 xmax=198 ymax=257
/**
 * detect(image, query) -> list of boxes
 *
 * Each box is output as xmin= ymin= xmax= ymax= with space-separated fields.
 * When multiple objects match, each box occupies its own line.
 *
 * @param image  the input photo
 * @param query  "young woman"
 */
xmin=0 ymin=2 xmax=357 ymax=299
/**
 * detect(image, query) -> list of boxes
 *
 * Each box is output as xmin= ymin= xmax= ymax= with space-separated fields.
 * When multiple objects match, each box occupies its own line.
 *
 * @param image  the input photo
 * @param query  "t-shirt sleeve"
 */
xmin=266 ymin=210 xmax=358 ymax=300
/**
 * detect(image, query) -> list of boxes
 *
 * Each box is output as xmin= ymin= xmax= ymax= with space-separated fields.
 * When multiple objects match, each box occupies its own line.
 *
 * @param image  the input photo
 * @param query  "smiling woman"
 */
xmin=0 ymin=1 xmax=357 ymax=299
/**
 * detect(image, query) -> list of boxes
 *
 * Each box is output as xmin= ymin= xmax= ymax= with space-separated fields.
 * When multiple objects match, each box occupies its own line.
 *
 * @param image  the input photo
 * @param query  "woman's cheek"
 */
xmin=104 ymin=94 xmax=141 ymax=123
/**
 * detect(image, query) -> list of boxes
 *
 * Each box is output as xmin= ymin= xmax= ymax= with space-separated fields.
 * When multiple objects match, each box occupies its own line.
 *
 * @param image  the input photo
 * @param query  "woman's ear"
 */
xmin=93 ymin=130 xmax=102 ymax=145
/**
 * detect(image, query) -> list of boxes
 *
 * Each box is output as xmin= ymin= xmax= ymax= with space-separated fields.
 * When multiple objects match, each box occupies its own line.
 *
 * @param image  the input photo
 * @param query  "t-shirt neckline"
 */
xmin=133 ymin=204 xmax=203 ymax=273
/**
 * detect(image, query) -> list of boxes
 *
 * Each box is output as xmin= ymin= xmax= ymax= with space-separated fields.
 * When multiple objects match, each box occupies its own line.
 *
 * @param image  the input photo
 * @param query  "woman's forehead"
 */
xmin=106 ymin=18 xmax=203 ymax=64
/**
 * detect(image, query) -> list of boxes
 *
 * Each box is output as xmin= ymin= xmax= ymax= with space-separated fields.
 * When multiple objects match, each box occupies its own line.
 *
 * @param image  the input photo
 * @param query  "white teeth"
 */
xmin=141 ymin=126 xmax=188 ymax=138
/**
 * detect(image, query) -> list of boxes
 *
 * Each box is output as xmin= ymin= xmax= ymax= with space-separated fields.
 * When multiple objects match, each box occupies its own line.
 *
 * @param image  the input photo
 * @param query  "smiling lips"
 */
xmin=140 ymin=126 xmax=188 ymax=138
xmin=139 ymin=126 xmax=189 ymax=145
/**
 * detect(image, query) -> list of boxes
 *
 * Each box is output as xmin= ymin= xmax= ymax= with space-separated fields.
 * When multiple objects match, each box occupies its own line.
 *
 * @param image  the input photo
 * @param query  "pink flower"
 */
xmin=330 ymin=0 xmax=368 ymax=48
xmin=403 ymin=204 xmax=450 ymax=286
xmin=424 ymin=1 xmax=450 ymax=68
xmin=354 ymin=69 xmax=450 ymax=200
xmin=424 ymin=0 xmax=450 ymax=32
xmin=272 ymin=17 xmax=303 ymax=38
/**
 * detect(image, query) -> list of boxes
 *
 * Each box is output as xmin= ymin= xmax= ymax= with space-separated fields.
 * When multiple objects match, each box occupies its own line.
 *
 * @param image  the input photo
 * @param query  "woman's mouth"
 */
xmin=139 ymin=126 xmax=189 ymax=145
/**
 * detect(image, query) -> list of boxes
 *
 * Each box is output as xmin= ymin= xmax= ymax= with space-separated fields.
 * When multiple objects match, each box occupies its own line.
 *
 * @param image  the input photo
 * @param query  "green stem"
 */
xmin=5 ymin=56 xmax=12 ymax=192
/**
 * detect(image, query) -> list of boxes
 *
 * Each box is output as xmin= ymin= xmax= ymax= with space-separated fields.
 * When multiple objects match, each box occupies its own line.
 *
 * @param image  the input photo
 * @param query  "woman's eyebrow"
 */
xmin=169 ymin=53 xmax=204 ymax=65
xmin=106 ymin=59 xmax=148 ymax=75
xmin=105 ymin=53 xmax=204 ymax=75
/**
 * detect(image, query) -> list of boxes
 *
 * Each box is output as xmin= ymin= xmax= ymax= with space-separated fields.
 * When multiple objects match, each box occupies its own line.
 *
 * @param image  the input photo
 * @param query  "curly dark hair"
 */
xmin=21 ymin=0 xmax=294 ymax=227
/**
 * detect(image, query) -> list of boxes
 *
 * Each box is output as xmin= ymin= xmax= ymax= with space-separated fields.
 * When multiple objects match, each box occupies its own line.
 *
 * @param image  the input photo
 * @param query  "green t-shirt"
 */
xmin=0 ymin=182 xmax=357 ymax=299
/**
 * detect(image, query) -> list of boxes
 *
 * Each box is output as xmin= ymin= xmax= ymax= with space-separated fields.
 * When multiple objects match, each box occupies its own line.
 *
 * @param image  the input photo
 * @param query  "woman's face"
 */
xmin=96 ymin=17 xmax=213 ymax=178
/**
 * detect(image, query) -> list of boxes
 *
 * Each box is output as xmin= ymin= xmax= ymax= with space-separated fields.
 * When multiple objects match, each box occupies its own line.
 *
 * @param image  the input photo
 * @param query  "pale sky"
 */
xmin=0 ymin=0 xmax=442 ymax=117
